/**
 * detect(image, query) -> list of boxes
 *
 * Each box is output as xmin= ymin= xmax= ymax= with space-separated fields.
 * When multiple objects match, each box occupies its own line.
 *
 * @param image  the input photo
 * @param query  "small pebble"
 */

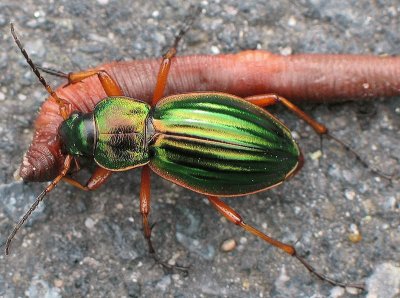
xmin=330 ymin=286 xmax=345 ymax=298
xmin=348 ymin=233 xmax=362 ymax=243
xmin=280 ymin=46 xmax=292 ymax=56
xmin=210 ymin=45 xmax=220 ymax=54
xmin=18 ymin=94 xmax=27 ymax=101
xmin=33 ymin=10 xmax=45 ymax=18
xmin=242 ymin=279 xmax=250 ymax=290
xmin=309 ymin=150 xmax=322 ymax=160
xmin=345 ymin=189 xmax=356 ymax=201
xmin=288 ymin=16 xmax=296 ymax=27
xmin=84 ymin=217 xmax=96 ymax=229
xmin=346 ymin=286 xmax=361 ymax=295
xmin=239 ymin=237 xmax=247 ymax=244
xmin=384 ymin=196 xmax=396 ymax=210
xmin=348 ymin=224 xmax=362 ymax=243
xmin=54 ymin=279 xmax=63 ymax=288
xmin=221 ymin=238 xmax=236 ymax=252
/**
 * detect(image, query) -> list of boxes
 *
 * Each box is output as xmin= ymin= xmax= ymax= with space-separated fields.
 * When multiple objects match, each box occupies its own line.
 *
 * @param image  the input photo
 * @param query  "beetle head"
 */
xmin=58 ymin=112 xmax=96 ymax=157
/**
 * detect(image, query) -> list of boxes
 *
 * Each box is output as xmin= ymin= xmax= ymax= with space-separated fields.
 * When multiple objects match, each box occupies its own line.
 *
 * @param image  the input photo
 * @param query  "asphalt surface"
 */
xmin=0 ymin=1 xmax=399 ymax=297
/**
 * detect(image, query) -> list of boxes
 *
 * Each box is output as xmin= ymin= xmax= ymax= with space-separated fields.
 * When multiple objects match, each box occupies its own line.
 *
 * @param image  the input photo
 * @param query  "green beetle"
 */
xmin=7 ymin=22 xmax=365 ymax=290
xmin=59 ymin=93 xmax=301 ymax=196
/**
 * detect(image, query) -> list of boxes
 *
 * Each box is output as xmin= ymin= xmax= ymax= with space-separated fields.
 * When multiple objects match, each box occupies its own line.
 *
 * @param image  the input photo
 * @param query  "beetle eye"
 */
xmin=58 ymin=112 xmax=94 ymax=156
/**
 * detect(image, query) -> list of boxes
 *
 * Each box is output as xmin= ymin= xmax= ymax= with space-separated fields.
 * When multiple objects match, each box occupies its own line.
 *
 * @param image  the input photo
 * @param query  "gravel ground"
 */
xmin=0 ymin=1 xmax=399 ymax=297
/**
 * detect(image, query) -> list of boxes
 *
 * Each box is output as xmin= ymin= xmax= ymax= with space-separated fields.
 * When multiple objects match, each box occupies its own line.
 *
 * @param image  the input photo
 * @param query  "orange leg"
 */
xmin=139 ymin=165 xmax=187 ymax=271
xmin=140 ymin=165 xmax=154 ymax=253
xmin=151 ymin=8 xmax=199 ymax=106
xmin=151 ymin=47 xmax=177 ymax=106
xmin=38 ymin=66 xmax=123 ymax=97
xmin=207 ymin=196 xmax=364 ymax=290
xmin=62 ymin=166 xmax=112 ymax=191
xmin=67 ymin=69 xmax=123 ymax=97
xmin=245 ymin=94 xmax=392 ymax=180
xmin=245 ymin=94 xmax=327 ymax=135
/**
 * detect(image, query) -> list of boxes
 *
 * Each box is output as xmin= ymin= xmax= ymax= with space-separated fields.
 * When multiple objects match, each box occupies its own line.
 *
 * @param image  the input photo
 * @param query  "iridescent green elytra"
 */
xmin=59 ymin=93 xmax=301 ymax=196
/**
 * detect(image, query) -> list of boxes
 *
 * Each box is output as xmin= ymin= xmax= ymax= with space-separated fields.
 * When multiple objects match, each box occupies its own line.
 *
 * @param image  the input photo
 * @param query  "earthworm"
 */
xmin=20 ymin=50 xmax=400 ymax=181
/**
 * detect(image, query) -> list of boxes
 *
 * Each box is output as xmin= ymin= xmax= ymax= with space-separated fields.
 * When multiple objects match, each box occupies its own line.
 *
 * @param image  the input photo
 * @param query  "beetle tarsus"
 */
xmin=293 ymin=252 xmax=365 ymax=290
xmin=145 ymin=221 xmax=158 ymax=252
xmin=326 ymin=133 xmax=394 ymax=181
xmin=146 ymin=234 xmax=189 ymax=274
xmin=144 ymin=229 xmax=155 ymax=255
xmin=149 ymin=251 xmax=189 ymax=274
xmin=143 ymin=220 xmax=189 ymax=273
xmin=170 ymin=5 xmax=202 ymax=51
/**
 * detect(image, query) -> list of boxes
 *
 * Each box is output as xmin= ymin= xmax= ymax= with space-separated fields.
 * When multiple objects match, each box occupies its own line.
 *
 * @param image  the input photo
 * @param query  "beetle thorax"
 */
xmin=58 ymin=112 xmax=96 ymax=157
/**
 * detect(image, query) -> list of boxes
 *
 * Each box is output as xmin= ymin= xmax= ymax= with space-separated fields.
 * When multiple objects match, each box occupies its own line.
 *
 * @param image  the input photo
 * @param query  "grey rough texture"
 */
xmin=0 ymin=0 xmax=399 ymax=297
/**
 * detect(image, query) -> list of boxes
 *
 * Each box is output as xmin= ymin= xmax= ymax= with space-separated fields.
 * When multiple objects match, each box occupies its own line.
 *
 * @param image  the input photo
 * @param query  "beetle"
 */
xmin=6 ymin=21 xmax=381 ymax=290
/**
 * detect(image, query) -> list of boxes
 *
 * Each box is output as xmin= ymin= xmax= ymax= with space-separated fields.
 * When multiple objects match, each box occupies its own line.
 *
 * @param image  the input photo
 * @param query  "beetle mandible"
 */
xmin=6 ymin=18 xmax=378 ymax=290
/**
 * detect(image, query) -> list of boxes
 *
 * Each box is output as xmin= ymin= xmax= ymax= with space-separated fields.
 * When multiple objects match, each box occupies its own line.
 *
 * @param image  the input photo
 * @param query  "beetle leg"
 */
xmin=151 ymin=7 xmax=200 ymax=106
xmin=151 ymin=36 xmax=182 ymax=106
xmin=151 ymin=46 xmax=177 ymax=106
xmin=62 ymin=166 xmax=112 ymax=191
xmin=64 ymin=70 xmax=124 ymax=97
xmin=39 ymin=66 xmax=123 ymax=97
xmin=207 ymin=195 xmax=365 ymax=290
xmin=140 ymin=165 xmax=188 ymax=272
xmin=140 ymin=165 xmax=154 ymax=253
xmin=245 ymin=94 xmax=328 ymax=134
xmin=245 ymin=94 xmax=393 ymax=180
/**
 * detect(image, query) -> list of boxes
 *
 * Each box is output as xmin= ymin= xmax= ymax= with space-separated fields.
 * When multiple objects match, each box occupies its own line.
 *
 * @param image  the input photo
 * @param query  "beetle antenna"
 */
xmin=10 ymin=23 xmax=70 ymax=119
xmin=5 ymin=155 xmax=73 ymax=255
